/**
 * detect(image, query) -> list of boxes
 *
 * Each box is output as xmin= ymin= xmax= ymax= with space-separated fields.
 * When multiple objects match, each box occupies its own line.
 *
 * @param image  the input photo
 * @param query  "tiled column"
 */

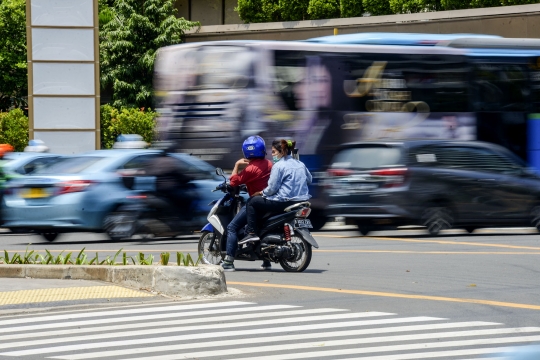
xmin=27 ymin=0 xmax=99 ymax=154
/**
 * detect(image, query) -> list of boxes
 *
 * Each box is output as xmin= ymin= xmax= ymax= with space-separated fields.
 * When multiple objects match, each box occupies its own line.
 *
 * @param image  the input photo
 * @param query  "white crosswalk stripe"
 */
xmin=0 ymin=301 xmax=535 ymax=360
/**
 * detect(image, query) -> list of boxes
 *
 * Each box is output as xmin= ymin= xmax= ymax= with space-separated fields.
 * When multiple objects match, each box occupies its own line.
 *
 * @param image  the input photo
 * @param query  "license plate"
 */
xmin=295 ymin=219 xmax=313 ymax=228
xmin=21 ymin=188 xmax=49 ymax=199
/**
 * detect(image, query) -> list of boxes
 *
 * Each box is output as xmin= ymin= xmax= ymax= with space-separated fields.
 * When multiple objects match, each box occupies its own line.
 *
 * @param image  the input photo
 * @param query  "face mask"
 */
xmin=272 ymin=155 xmax=280 ymax=163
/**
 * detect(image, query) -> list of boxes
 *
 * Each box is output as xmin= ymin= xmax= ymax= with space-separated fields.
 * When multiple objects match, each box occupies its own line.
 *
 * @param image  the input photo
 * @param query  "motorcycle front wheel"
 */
xmin=279 ymin=235 xmax=312 ymax=272
xmin=198 ymin=231 xmax=223 ymax=265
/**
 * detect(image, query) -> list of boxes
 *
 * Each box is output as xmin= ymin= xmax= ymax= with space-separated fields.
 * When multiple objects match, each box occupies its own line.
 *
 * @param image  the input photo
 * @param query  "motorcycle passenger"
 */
xmin=221 ymin=136 xmax=273 ymax=272
xmin=242 ymin=139 xmax=312 ymax=243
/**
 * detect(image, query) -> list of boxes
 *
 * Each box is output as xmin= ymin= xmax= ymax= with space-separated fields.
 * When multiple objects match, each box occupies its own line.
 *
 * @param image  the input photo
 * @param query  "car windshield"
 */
xmin=332 ymin=147 xmax=403 ymax=170
xmin=35 ymin=156 xmax=104 ymax=175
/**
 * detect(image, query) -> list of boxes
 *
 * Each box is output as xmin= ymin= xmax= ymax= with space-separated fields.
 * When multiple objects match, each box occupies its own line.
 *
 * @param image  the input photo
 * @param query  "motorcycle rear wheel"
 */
xmin=103 ymin=210 xmax=136 ymax=241
xmin=198 ymin=231 xmax=223 ymax=265
xmin=279 ymin=235 xmax=312 ymax=272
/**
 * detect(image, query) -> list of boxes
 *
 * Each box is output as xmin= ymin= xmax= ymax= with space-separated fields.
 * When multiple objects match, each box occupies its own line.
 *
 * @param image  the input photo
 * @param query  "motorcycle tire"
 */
xmin=103 ymin=210 xmax=137 ymax=241
xmin=198 ymin=231 xmax=223 ymax=265
xmin=279 ymin=235 xmax=312 ymax=272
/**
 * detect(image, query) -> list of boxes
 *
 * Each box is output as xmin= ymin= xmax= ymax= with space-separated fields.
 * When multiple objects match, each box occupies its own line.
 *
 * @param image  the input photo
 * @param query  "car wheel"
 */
xmin=103 ymin=211 xmax=137 ymax=241
xmin=422 ymin=206 xmax=453 ymax=236
xmin=464 ymin=226 xmax=476 ymax=234
xmin=40 ymin=232 xmax=59 ymax=242
xmin=530 ymin=206 xmax=540 ymax=231
xmin=355 ymin=220 xmax=375 ymax=236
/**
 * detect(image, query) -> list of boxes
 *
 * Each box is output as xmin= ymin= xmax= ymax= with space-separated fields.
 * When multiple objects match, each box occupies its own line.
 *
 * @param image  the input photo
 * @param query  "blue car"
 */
xmin=2 ymin=150 xmax=223 ymax=241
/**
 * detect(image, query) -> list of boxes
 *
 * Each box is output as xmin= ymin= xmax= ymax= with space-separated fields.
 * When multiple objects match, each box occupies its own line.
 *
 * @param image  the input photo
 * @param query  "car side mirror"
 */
xmin=215 ymin=168 xmax=226 ymax=179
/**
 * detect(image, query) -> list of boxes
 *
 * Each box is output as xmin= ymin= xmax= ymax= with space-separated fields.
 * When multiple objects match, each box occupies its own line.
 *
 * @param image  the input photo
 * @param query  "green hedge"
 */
xmin=308 ymin=0 xmax=341 ymax=19
xmin=0 ymin=109 xmax=28 ymax=152
xmin=100 ymin=105 xmax=158 ymax=149
xmin=280 ymin=0 xmax=310 ymax=20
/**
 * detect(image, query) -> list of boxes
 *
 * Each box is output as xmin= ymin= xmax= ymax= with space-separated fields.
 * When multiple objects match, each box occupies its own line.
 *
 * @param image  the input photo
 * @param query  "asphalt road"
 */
xmin=2 ymin=226 xmax=540 ymax=359
xmin=2 ymin=225 xmax=540 ymax=329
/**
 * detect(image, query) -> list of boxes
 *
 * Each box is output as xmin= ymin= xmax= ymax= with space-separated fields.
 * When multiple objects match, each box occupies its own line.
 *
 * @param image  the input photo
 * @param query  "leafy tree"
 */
xmin=390 ymin=0 xmax=440 ymax=13
xmin=363 ymin=0 xmax=393 ymax=15
xmin=341 ymin=0 xmax=363 ymax=18
xmin=308 ymin=0 xmax=341 ymax=19
xmin=440 ymin=0 xmax=470 ymax=9
xmin=236 ymin=0 xmax=282 ymax=22
xmin=0 ymin=0 xmax=27 ymax=112
xmin=100 ymin=105 xmax=157 ymax=149
xmin=0 ymin=109 xmax=29 ymax=151
xmin=280 ymin=0 xmax=310 ymax=21
xmin=469 ymin=0 xmax=500 ymax=7
xmin=99 ymin=0 xmax=198 ymax=109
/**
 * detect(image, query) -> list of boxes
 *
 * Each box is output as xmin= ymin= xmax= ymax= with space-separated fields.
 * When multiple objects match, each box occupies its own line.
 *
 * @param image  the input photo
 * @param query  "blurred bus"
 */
xmin=153 ymin=41 xmax=472 ymax=225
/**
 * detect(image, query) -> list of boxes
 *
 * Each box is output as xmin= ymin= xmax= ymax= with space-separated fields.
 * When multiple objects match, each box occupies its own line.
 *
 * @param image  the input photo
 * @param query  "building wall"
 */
xmin=183 ymin=3 xmax=540 ymax=41
xmin=174 ymin=0 xmax=240 ymax=25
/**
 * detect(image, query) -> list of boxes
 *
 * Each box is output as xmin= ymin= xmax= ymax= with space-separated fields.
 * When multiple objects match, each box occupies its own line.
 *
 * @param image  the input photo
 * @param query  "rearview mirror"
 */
xmin=215 ymin=168 xmax=224 ymax=177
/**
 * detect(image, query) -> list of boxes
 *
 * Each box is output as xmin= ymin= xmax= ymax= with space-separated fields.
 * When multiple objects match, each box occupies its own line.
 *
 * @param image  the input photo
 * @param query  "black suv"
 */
xmin=323 ymin=140 xmax=540 ymax=235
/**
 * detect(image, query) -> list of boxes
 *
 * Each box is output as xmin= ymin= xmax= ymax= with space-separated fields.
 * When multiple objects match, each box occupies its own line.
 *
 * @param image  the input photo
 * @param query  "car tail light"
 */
xmin=57 ymin=180 xmax=94 ymax=195
xmin=369 ymin=168 xmax=408 ymax=188
xmin=327 ymin=169 xmax=354 ymax=177
xmin=295 ymin=207 xmax=311 ymax=218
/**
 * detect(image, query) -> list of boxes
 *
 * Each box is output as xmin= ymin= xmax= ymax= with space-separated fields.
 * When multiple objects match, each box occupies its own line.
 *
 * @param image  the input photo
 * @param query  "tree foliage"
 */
xmin=99 ymin=0 xmax=198 ymax=109
xmin=390 ymin=0 xmax=440 ymax=13
xmin=280 ymin=0 xmax=310 ymax=21
xmin=0 ymin=109 xmax=29 ymax=151
xmin=0 ymin=0 xmax=27 ymax=112
xmin=363 ymin=0 xmax=393 ymax=15
xmin=236 ymin=0 xmax=284 ymax=22
xmin=100 ymin=105 xmax=158 ymax=149
xmin=341 ymin=0 xmax=363 ymax=17
xmin=308 ymin=0 xmax=341 ymax=19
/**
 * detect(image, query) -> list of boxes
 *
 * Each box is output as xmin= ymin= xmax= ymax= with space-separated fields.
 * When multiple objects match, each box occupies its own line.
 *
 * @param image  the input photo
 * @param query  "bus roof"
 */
xmin=304 ymin=32 xmax=502 ymax=46
xmin=441 ymin=37 xmax=540 ymax=50
xmin=159 ymin=40 xmax=467 ymax=56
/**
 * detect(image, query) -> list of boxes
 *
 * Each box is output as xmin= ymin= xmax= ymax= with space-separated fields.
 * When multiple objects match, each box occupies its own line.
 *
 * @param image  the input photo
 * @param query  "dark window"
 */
xmin=122 ymin=155 xmax=159 ymax=170
xmin=433 ymin=146 xmax=523 ymax=175
xmin=332 ymin=146 xmax=404 ymax=170
xmin=35 ymin=157 xmax=104 ymax=175
xmin=472 ymin=63 xmax=530 ymax=112
xmin=17 ymin=157 xmax=60 ymax=175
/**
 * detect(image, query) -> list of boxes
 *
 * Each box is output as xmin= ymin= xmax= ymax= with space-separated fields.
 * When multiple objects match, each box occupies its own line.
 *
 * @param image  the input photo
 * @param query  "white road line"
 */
xmin=0 ymin=315 xmax=441 ymax=356
xmin=0 ymin=304 xmax=304 ymax=336
xmin=0 ymin=301 xmax=253 ymax=326
xmin=342 ymin=349 xmax=512 ymax=359
xmin=51 ymin=326 xmax=533 ymax=360
xmin=0 ymin=305 xmax=342 ymax=341
xmin=214 ymin=336 xmax=540 ymax=360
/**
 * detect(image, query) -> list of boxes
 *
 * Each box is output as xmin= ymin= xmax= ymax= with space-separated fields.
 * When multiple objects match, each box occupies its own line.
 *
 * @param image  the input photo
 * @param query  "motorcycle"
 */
xmin=104 ymin=176 xmax=200 ymax=240
xmin=197 ymin=168 xmax=319 ymax=272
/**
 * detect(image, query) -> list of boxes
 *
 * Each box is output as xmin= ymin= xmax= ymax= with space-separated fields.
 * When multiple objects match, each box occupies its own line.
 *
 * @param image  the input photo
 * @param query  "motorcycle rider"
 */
xmin=221 ymin=136 xmax=273 ymax=272
xmin=241 ymin=139 xmax=312 ymax=242
xmin=142 ymin=148 xmax=196 ymax=221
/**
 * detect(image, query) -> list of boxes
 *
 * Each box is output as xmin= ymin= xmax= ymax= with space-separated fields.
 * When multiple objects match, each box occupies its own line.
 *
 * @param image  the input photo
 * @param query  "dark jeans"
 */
xmin=246 ymin=196 xmax=299 ymax=235
xmin=226 ymin=205 xmax=247 ymax=257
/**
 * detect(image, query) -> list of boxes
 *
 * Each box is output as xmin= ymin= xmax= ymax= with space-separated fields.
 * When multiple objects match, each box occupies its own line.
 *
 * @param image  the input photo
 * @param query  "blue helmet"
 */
xmin=242 ymin=136 xmax=266 ymax=159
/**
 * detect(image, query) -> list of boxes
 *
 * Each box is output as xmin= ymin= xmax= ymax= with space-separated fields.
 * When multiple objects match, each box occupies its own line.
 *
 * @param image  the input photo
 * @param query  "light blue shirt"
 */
xmin=261 ymin=156 xmax=312 ymax=202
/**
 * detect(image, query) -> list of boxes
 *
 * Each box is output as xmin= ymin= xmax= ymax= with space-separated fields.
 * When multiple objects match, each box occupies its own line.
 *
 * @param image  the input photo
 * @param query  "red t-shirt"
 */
xmin=229 ymin=158 xmax=272 ymax=196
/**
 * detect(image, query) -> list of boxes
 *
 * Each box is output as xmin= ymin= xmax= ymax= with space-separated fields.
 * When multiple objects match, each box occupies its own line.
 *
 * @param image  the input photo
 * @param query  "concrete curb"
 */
xmin=0 ymin=264 xmax=227 ymax=298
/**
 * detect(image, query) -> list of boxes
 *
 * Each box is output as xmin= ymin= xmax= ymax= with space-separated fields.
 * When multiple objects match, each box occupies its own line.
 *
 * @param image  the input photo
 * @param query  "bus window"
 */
xmin=195 ymin=46 xmax=254 ymax=90
xmin=473 ymin=63 xmax=530 ymax=112
xmin=273 ymin=50 xmax=308 ymax=111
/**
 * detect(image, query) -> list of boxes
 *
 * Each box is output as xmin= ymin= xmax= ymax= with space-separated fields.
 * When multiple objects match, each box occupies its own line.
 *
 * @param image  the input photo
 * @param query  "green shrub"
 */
xmin=440 ymin=0 xmax=469 ymax=9
xmin=100 ymin=104 xmax=158 ymax=149
xmin=363 ymin=0 xmax=393 ymax=15
xmin=236 ymin=0 xmax=272 ymax=22
xmin=469 ymin=0 xmax=500 ymax=7
xmin=0 ymin=108 xmax=28 ymax=151
xmin=308 ymin=0 xmax=340 ymax=19
xmin=341 ymin=0 xmax=363 ymax=17
xmin=280 ymin=0 xmax=309 ymax=21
